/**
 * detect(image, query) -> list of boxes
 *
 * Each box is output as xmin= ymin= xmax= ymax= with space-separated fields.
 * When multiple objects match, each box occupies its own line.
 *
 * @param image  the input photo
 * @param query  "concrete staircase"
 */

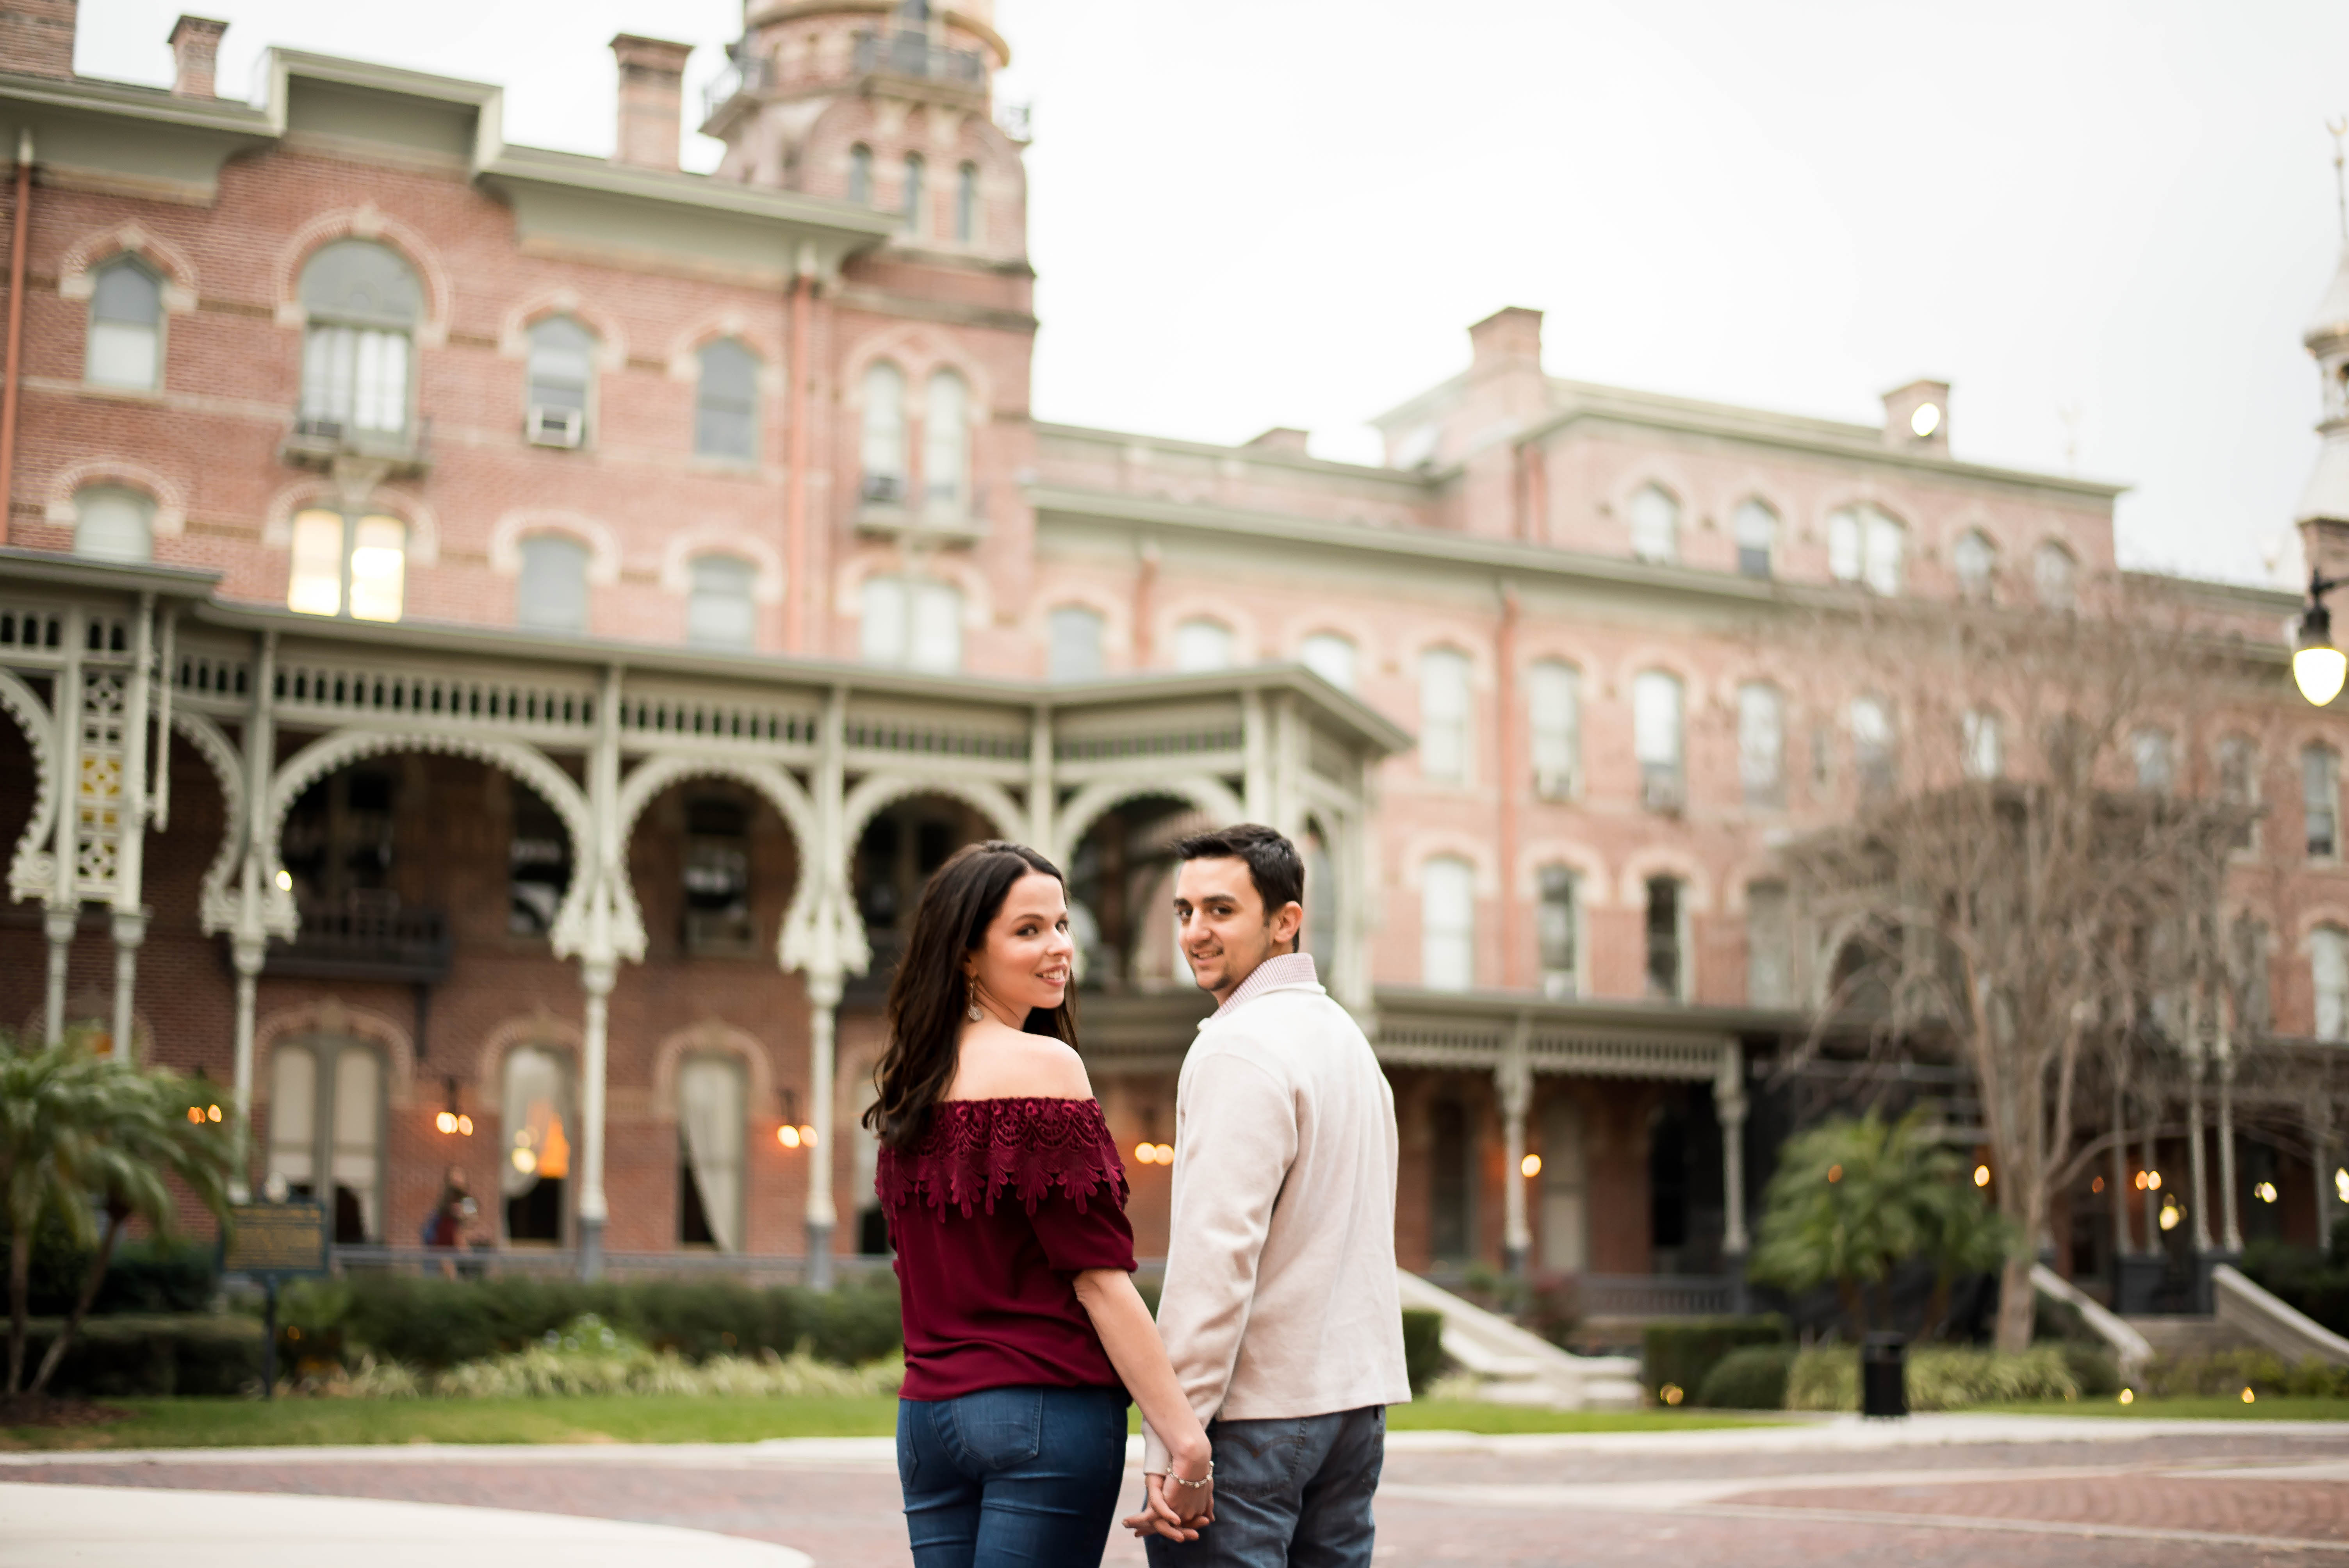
xmin=2121 ymin=1314 xmax=2257 ymax=1359
xmin=1396 ymin=1269 xmax=1645 ymax=1410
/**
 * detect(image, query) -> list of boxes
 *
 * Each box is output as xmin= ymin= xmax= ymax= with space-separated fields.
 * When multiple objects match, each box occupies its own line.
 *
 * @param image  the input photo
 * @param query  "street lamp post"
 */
xmin=2294 ymin=569 xmax=2349 ymax=707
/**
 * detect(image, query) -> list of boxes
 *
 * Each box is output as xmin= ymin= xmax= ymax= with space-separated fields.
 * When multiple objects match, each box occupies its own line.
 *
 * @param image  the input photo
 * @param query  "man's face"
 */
xmin=1174 ymin=856 xmax=1302 ymax=1003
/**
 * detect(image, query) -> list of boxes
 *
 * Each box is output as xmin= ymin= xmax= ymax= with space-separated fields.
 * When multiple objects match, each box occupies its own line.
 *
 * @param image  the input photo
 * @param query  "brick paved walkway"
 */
xmin=9 ymin=1422 xmax=2349 ymax=1566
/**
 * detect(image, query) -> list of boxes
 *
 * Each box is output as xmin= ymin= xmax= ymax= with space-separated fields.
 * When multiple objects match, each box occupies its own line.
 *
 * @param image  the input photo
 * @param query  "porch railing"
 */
xmin=1578 ymin=1274 xmax=1738 ymax=1318
xmin=321 ymin=1245 xmax=897 ymax=1285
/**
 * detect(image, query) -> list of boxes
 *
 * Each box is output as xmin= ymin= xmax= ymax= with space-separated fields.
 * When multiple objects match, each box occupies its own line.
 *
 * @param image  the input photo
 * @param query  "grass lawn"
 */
xmin=3 ymin=1395 xmax=1781 ymax=1450
xmin=1978 ymin=1396 xmax=2349 ymax=1421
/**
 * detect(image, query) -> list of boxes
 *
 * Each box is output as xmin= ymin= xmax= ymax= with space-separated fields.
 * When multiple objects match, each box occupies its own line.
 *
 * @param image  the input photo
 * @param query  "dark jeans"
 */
xmin=897 ymin=1384 xmax=1129 ymax=1568
xmin=1144 ymin=1405 xmax=1384 ymax=1568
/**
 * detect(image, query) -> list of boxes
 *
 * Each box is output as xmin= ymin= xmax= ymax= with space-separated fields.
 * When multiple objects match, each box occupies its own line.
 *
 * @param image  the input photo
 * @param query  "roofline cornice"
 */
xmin=1032 ymin=421 xmax=1432 ymax=491
xmin=0 ymin=68 xmax=271 ymax=133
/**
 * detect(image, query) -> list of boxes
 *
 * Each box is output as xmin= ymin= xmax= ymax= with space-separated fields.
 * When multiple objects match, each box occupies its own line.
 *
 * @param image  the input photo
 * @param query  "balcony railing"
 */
xmin=852 ymin=28 xmax=987 ymax=89
xmin=266 ymin=895 xmax=450 ymax=983
xmin=279 ymin=415 xmax=432 ymax=477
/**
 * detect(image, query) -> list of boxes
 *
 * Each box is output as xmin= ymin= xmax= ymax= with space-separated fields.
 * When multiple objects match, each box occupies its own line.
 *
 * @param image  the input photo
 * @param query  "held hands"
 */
xmin=1123 ymin=1470 xmax=1214 ymax=1542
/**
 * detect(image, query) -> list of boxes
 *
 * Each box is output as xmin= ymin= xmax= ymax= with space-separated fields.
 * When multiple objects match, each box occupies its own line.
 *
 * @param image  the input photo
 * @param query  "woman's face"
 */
xmin=968 ymin=870 xmax=1074 ymax=1019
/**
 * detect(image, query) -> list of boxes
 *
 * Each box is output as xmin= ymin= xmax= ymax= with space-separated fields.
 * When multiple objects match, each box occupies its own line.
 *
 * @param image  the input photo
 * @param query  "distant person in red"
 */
xmin=425 ymin=1165 xmax=478 ymax=1278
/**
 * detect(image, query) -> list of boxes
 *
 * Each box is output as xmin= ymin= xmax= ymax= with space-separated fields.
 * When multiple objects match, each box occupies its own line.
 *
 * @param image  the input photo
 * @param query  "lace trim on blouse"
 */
xmin=877 ymin=1097 xmax=1128 ymax=1219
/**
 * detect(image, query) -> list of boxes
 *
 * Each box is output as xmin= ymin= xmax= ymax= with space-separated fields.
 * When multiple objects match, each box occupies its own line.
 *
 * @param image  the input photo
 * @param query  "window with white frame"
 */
xmin=686 ymin=554 xmax=756 ymax=649
xmin=1732 ymin=499 xmax=1777 ymax=578
xmin=695 ymin=339 xmax=759 ymax=461
xmin=1827 ymin=503 xmax=1906 ymax=596
xmin=863 ymin=574 xmax=963 ymax=672
xmin=923 ymin=369 xmax=970 ymax=517
xmin=677 ymin=1054 xmax=746 ymax=1251
xmin=860 ymin=361 xmax=908 ymax=503
xmin=1536 ymin=865 xmax=1578 ymax=999
xmin=2133 ymin=728 xmax=2176 ymax=795
xmin=1048 ymin=604 xmax=1104 ymax=681
xmin=1301 ymin=632 xmax=1357 ymax=691
xmin=1737 ymin=682 xmax=1785 ymax=807
xmin=1419 ymin=647 xmax=1472 ymax=783
xmin=1953 ymin=529 xmax=1997 ymax=600
xmin=1528 ymin=659 xmax=1579 ymax=798
xmin=71 ymin=485 xmax=153 ymax=563
xmin=1962 ymin=709 xmax=2004 ymax=780
xmin=1747 ymin=880 xmax=1792 ymax=1007
xmin=2315 ymin=926 xmax=2349 ymax=1042
xmin=902 ymin=152 xmax=926 ymax=233
xmin=848 ymin=143 xmax=873 ymax=205
xmin=288 ymin=509 xmax=406 ymax=622
xmin=955 ymin=161 xmax=979 ymax=242
xmin=1633 ymin=670 xmax=1684 ymax=810
xmin=2218 ymin=734 xmax=2258 ymax=851
xmin=1421 ymin=855 xmax=1475 ymax=991
xmin=267 ymin=1040 xmax=385 ymax=1244
xmin=517 ymin=535 xmax=589 ymax=634
xmin=1174 ymin=617 xmax=1235 ymax=673
xmin=298 ymin=239 xmax=420 ymax=437
xmin=1629 ymin=483 xmax=1679 ymax=563
xmin=2306 ymin=745 xmax=2339 ymax=860
xmin=526 ymin=316 xmax=595 ymax=443
xmin=2035 ymin=541 xmax=2078 ymax=611
xmin=87 ymin=255 xmax=163 ymax=390
xmin=1645 ymin=876 xmax=1687 ymax=1000
xmin=1851 ymin=695 xmax=1896 ymax=798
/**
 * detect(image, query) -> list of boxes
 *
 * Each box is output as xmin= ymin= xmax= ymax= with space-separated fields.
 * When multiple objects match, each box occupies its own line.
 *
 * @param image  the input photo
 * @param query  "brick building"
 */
xmin=1 ymin=0 xmax=2344 ymax=1304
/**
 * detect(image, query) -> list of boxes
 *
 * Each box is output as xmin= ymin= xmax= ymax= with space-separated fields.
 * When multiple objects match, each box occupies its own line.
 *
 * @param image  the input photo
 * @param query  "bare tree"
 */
xmin=1776 ymin=578 xmax=2258 ymax=1351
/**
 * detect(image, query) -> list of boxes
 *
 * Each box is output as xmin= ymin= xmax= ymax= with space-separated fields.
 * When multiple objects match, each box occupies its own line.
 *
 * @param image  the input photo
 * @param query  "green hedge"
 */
xmin=2242 ymin=1240 xmax=2349 ymax=1337
xmin=14 ymin=1313 xmax=264 ymax=1398
xmin=0 ymin=1221 xmax=217 ymax=1316
xmin=1401 ymin=1309 xmax=1444 ymax=1395
xmin=1697 ymin=1344 xmax=1794 ymax=1409
xmin=1788 ymin=1344 xmax=2081 ymax=1411
xmin=1641 ymin=1315 xmax=1787 ymax=1401
xmin=284 ymin=1276 xmax=902 ymax=1372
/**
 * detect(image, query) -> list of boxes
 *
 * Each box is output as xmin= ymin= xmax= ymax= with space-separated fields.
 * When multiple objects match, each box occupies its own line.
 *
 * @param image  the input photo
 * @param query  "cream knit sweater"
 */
xmin=1142 ymin=955 xmax=1409 ymax=1474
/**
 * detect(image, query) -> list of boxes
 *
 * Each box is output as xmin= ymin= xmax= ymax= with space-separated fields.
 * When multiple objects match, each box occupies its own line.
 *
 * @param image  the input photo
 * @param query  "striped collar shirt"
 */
xmin=1211 ymin=951 xmax=1320 ymax=1019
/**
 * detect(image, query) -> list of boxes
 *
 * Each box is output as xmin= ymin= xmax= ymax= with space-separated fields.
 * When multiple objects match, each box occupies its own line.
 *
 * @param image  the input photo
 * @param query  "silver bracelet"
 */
xmin=1167 ymin=1460 xmax=1214 ymax=1490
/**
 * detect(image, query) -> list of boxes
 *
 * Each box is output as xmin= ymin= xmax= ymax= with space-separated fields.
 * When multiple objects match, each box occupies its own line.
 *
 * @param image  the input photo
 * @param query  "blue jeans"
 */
xmin=897 ymin=1384 xmax=1130 ymax=1568
xmin=1144 ymin=1406 xmax=1384 ymax=1568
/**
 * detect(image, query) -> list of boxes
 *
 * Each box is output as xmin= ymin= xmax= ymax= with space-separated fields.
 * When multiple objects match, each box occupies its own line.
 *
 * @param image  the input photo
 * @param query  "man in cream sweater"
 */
xmin=1131 ymin=823 xmax=1408 ymax=1566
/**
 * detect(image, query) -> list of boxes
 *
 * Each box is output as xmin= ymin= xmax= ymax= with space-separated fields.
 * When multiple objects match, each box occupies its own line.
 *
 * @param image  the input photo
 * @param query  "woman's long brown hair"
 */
xmin=862 ymin=840 xmax=1078 ymax=1149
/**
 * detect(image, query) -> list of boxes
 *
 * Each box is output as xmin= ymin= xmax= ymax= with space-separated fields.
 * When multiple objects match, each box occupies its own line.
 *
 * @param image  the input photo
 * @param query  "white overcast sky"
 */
xmin=77 ymin=0 xmax=2349 ymax=585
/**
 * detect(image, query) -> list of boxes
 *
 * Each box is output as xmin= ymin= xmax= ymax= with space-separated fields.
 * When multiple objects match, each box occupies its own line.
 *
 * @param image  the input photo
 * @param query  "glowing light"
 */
xmin=436 ymin=1111 xmax=458 ymax=1134
xmin=2336 ymin=1167 xmax=2349 ymax=1205
xmin=2256 ymin=1181 xmax=2279 ymax=1204
xmin=1910 ymin=402 xmax=1943 ymax=438
xmin=456 ymin=1114 xmax=473 ymax=1136
xmin=185 ymin=1106 xmax=204 ymax=1125
xmin=2242 ymin=1386 xmax=2258 ymax=1404
xmin=1827 ymin=1164 xmax=1843 ymax=1184
xmin=1659 ymin=1383 xmax=1684 ymax=1406
xmin=1973 ymin=1164 xmax=1992 ymax=1188
xmin=511 ymin=1147 xmax=537 ymax=1174
xmin=1521 ymin=1154 xmax=1543 ymax=1179
xmin=2118 ymin=1388 xmax=2134 ymax=1406
xmin=798 ymin=1124 xmax=819 ymax=1149
xmin=1134 ymin=1142 xmax=1157 ymax=1165
xmin=2091 ymin=1177 xmax=2105 ymax=1194
xmin=206 ymin=1104 xmax=221 ymax=1123
xmin=777 ymin=1125 xmax=802 ymax=1149
xmin=2133 ymin=1171 xmax=2147 ymax=1191
xmin=274 ymin=869 xmax=293 ymax=892
xmin=2158 ymin=1201 xmax=2181 ymax=1232
xmin=2147 ymin=1171 xmax=2163 ymax=1192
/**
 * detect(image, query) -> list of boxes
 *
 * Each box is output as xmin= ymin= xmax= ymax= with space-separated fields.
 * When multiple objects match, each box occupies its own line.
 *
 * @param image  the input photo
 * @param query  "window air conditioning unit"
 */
xmin=1534 ymin=768 xmax=1576 ymax=802
xmin=526 ymin=405 xmax=584 ymax=449
xmin=862 ymin=472 xmax=905 ymax=504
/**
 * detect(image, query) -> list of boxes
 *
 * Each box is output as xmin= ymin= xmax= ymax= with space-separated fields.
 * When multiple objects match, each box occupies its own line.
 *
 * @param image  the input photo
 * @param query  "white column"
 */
xmin=804 ymin=684 xmax=850 ymax=1286
xmin=108 ymin=912 xmax=144 ymax=1062
xmin=2218 ymin=1039 xmax=2242 ymax=1254
xmin=805 ymin=968 xmax=842 ymax=1290
xmin=2187 ymin=1023 xmax=2212 ymax=1254
xmin=41 ymin=905 xmax=73 ymax=1045
xmin=229 ymin=934 xmax=263 ymax=1201
xmin=1718 ymin=1043 xmax=1751 ymax=1259
xmin=44 ymin=607 xmax=85 ymax=1044
xmin=229 ymin=631 xmax=279 ymax=1196
xmin=1027 ymin=704 xmax=1053 ymax=854
xmin=577 ymin=957 xmax=614 ymax=1277
xmin=1497 ymin=1017 xmax=1531 ymax=1275
xmin=575 ymin=664 xmax=624 ymax=1281
xmin=1240 ymin=688 xmax=1270 ymax=821
xmin=106 ymin=595 xmax=155 ymax=1060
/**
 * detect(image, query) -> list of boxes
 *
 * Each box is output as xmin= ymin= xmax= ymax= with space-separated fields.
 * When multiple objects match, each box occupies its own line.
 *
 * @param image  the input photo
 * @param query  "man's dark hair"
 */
xmin=1173 ymin=823 xmax=1305 ymax=924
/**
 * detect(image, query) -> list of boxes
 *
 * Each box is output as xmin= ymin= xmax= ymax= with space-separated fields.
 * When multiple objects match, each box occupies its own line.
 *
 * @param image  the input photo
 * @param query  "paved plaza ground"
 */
xmin=7 ymin=1416 xmax=2349 ymax=1566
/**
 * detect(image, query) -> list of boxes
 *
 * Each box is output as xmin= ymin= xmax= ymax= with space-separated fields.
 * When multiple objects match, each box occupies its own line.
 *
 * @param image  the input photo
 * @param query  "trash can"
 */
xmin=1861 ymin=1333 xmax=1908 ymax=1419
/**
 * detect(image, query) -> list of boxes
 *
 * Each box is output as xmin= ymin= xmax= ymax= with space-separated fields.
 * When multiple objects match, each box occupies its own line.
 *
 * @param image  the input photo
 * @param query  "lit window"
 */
xmin=1738 ymin=683 xmax=1784 ymax=807
xmin=1962 ymin=709 xmax=2003 ymax=780
xmin=287 ymin=509 xmax=405 ymax=622
xmin=2316 ymin=927 xmax=2349 ymax=1043
xmin=2133 ymin=729 xmax=2175 ymax=795
xmin=1629 ymin=483 xmax=1679 ymax=563
xmin=298 ymin=239 xmax=419 ymax=437
xmin=1732 ymin=499 xmax=1777 ymax=577
xmin=1174 ymin=618 xmax=1235 ymax=673
xmin=517 ymin=535 xmax=589 ymax=634
xmin=1421 ymin=855 xmax=1475 ymax=991
xmin=87 ymin=256 xmax=162 ymax=390
xmin=1301 ymin=632 xmax=1357 ymax=691
xmin=862 ymin=574 xmax=962 ymax=671
xmin=1828 ymin=504 xmax=1906 ymax=596
xmin=848 ymin=143 xmax=873 ymax=205
xmin=2306 ymin=746 xmax=2339 ymax=860
xmin=1851 ymin=696 xmax=1896 ymax=798
xmin=1645 ymin=877 xmax=1686 ymax=1000
xmin=955 ymin=160 xmax=979 ymax=242
xmin=923 ymin=369 xmax=970 ymax=516
xmin=2035 ymin=541 xmax=2077 ymax=611
xmin=71 ymin=485 xmax=153 ymax=563
xmin=526 ymin=316 xmax=595 ymax=440
xmin=1419 ymin=647 xmax=1472 ymax=783
xmin=861 ymin=361 xmax=907 ymax=503
xmin=695 ymin=339 xmax=759 ymax=461
xmin=1537 ymin=866 xmax=1578 ymax=999
xmin=1633 ymin=670 xmax=1683 ymax=809
xmin=501 ymin=1044 xmax=574 ymax=1244
xmin=1048 ymin=604 xmax=1104 ymax=681
xmin=1953 ymin=529 xmax=1996 ymax=600
xmin=1747 ymin=881 xmax=1791 ymax=1007
xmin=902 ymin=152 xmax=926 ymax=233
xmin=687 ymin=554 xmax=756 ymax=649
xmin=1529 ymin=660 xmax=1579 ymax=799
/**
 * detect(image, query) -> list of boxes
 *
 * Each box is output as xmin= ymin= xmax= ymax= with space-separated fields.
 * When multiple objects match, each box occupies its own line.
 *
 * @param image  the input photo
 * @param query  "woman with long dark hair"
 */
xmin=868 ymin=841 xmax=1214 ymax=1567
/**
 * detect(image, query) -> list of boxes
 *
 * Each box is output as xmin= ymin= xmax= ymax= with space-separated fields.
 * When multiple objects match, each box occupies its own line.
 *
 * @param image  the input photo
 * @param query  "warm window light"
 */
xmin=2297 ymin=592 xmax=2349 ymax=707
xmin=511 ymin=1146 xmax=537 ymax=1175
xmin=2336 ymin=1167 xmax=2349 ymax=1205
xmin=2091 ymin=1176 xmax=2105 ymax=1194
xmin=2256 ymin=1180 xmax=2280 ymax=1204
xmin=1973 ymin=1164 xmax=1992 ymax=1188
xmin=1134 ymin=1141 xmax=1157 ymax=1165
xmin=1909 ymin=402 xmax=1943 ymax=438
xmin=777 ymin=1125 xmax=801 ymax=1149
xmin=348 ymin=515 xmax=406 ymax=622
xmin=1152 ymin=1142 xmax=1172 ymax=1164
xmin=1521 ymin=1153 xmax=1543 ymax=1179
xmin=2158 ymin=1200 xmax=2181 ymax=1232
xmin=274 ymin=868 xmax=294 ymax=892
xmin=2118 ymin=1388 xmax=2134 ymax=1405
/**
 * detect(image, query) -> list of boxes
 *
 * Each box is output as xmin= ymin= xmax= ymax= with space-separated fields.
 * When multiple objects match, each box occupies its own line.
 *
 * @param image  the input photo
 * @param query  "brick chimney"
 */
xmin=1244 ymin=427 xmax=1311 ymax=455
xmin=611 ymin=34 xmax=692 ymax=171
xmin=0 ymin=0 xmax=77 ymax=80
xmin=169 ymin=14 xmax=225 ymax=98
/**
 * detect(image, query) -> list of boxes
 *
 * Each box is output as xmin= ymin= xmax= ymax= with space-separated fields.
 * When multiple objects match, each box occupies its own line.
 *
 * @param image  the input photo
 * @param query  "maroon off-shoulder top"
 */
xmin=877 ymin=1096 xmax=1137 ymax=1402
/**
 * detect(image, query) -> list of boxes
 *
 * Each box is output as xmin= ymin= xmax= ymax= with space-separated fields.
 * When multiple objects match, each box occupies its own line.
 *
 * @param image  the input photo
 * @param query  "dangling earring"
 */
xmin=965 ymin=976 xmax=985 ymax=1023
xmin=967 ymin=1000 xmax=984 ymax=1023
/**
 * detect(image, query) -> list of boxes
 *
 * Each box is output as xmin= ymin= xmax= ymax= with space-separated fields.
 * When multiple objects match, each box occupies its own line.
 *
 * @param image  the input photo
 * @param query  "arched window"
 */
xmin=1851 ymin=695 xmax=1896 ymax=798
xmin=2133 ymin=728 xmax=2176 ymax=795
xmin=1633 ymin=670 xmax=1684 ymax=810
xmin=1645 ymin=876 xmax=1688 ymax=1000
xmin=1732 ymin=499 xmax=1777 ymax=578
xmin=2035 ymin=540 xmax=2078 ymax=611
xmin=1048 ymin=604 xmax=1104 ymax=681
xmin=1301 ymin=631 xmax=1356 ymax=691
xmin=1421 ymin=855 xmax=1475 ymax=991
xmin=1528 ymin=660 xmax=1579 ymax=799
xmin=902 ymin=152 xmax=926 ymax=233
xmin=1962 ymin=709 xmax=2003 ymax=779
xmin=87 ymin=255 xmax=163 ymax=390
xmin=1747 ymin=880 xmax=1791 ymax=1006
xmin=525 ymin=316 xmax=596 ymax=445
xmin=2305 ymin=745 xmax=2340 ymax=860
xmin=686 ymin=554 xmax=757 ymax=649
xmin=1539 ymin=1099 xmax=1589 ymax=1269
xmin=267 ymin=1041 xmax=384 ymax=1244
xmin=1953 ymin=529 xmax=1997 ymax=600
xmin=848 ymin=143 xmax=874 ymax=205
xmin=860 ymin=361 xmax=907 ymax=503
xmin=1537 ymin=865 xmax=1579 ymax=998
xmin=1419 ymin=647 xmax=1472 ymax=782
xmin=1738 ymin=682 xmax=1784 ymax=807
xmin=678 ymin=1054 xmax=746 ymax=1252
xmin=71 ymin=485 xmax=153 ymax=563
xmin=502 ymin=1044 xmax=574 ymax=1244
xmin=923 ymin=368 xmax=970 ymax=516
xmin=1174 ymin=617 xmax=1234 ymax=673
xmin=955 ymin=160 xmax=979 ymax=242
xmin=517 ymin=535 xmax=589 ymax=634
xmin=1828 ymin=503 xmax=1906 ymax=596
xmin=298 ymin=239 xmax=421 ymax=437
xmin=288 ymin=509 xmax=406 ymax=622
xmin=2314 ymin=927 xmax=2349 ymax=1042
xmin=1629 ymin=483 xmax=1679 ymax=563
xmin=695 ymin=338 xmax=759 ymax=461
xmin=862 ymin=574 xmax=962 ymax=671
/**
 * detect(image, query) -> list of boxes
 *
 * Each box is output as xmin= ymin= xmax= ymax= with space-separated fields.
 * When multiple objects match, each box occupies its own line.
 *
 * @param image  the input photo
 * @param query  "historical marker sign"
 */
xmin=221 ymin=1200 xmax=328 ymax=1278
